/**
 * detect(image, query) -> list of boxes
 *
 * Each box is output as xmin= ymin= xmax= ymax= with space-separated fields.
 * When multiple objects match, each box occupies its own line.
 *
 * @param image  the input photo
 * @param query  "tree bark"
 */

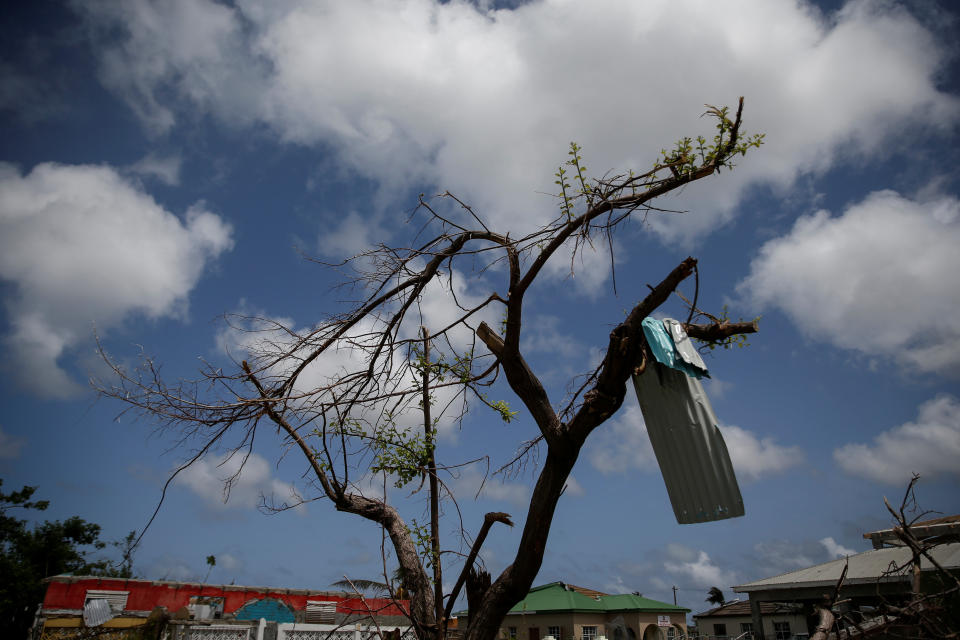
xmin=810 ymin=606 xmax=835 ymax=640
xmin=422 ymin=328 xmax=444 ymax=638
xmin=465 ymin=257 xmax=701 ymax=640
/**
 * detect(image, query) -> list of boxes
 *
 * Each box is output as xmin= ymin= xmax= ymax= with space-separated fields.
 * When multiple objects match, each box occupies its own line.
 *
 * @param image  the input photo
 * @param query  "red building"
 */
xmin=37 ymin=574 xmax=410 ymax=638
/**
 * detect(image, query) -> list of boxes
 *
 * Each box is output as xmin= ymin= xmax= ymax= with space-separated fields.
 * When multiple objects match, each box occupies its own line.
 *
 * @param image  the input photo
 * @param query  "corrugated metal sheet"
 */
xmin=82 ymin=597 xmax=114 ymax=626
xmin=734 ymin=543 xmax=960 ymax=591
xmin=84 ymin=589 xmax=129 ymax=612
xmin=632 ymin=363 xmax=744 ymax=524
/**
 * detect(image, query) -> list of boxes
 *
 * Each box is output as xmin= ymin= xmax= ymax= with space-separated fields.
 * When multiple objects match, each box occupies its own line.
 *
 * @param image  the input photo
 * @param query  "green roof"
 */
xmin=507 ymin=583 xmax=689 ymax=614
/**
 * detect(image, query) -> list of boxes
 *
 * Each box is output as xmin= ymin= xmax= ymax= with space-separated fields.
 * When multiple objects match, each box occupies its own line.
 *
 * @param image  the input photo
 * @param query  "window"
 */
xmin=666 ymin=628 xmax=676 ymax=640
xmin=713 ymin=623 xmax=727 ymax=638
xmin=773 ymin=622 xmax=791 ymax=640
xmin=549 ymin=626 xmax=563 ymax=640
xmin=84 ymin=590 xmax=129 ymax=613
xmin=508 ymin=627 xmax=518 ymax=640
xmin=582 ymin=626 xmax=597 ymax=640
xmin=306 ymin=600 xmax=337 ymax=623
xmin=739 ymin=623 xmax=753 ymax=639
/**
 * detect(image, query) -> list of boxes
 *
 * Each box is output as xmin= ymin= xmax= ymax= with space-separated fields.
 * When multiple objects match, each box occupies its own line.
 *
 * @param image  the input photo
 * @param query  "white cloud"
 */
xmin=542 ymin=240 xmax=619 ymax=298
xmin=587 ymin=404 xmax=802 ymax=482
xmin=0 ymin=162 xmax=233 ymax=397
xmin=587 ymin=404 xmax=657 ymax=475
xmin=833 ymin=394 xmax=960 ymax=485
xmin=216 ymin=279 xmax=491 ymax=444
xmin=72 ymin=0 xmax=267 ymax=136
xmin=720 ymin=424 xmax=805 ymax=482
xmin=128 ymin=153 xmax=182 ymax=186
xmin=177 ymin=451 xmax=304 ymax=513
xmin=663 ymin=545 xmax=737 ymax=589
xmin=563 ymin=475 xmax=585 ymax=497
xmin=213 ymin=304 xmax=296 ymax=361
xmin=739 ymin=190 xmax=960 ymax=375
xmin=75 ymin=0 xmax=958 ymax=243
xmin=820 ymin=536 xmax=856 ymax=559
xmin=520 ymin=314 xmax=586 ymax=360
xmin=752 ymin=540 xmax=815 ymax=576
xmin=210 ymin=281 xmax=501 ymax=502
xmin=216 ymin=552 xmax=242 ymax=571
xmin=0 ymin=426 xmax=25 ymax=459
xmin=453 ymin=466 xmax=530 ymax=507
xmin=750 ymin=538 xmax=845 ymax=577
xmin=403 ymin=262 xmax=500 ymax=354
xmin=703 ymin=376 xmax=733 ymax=401
xmin=317 ymin=211 xmax=390 ymax=259
xmin=148 ymin=556 xmax=197 ymax=582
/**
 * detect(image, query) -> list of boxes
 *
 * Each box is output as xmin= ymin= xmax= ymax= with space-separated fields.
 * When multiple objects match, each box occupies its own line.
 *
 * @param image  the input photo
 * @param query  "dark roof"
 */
xmin=863 ymin=514 xmax=960 ymax=549
xmin=694 ymin=600 xmax=801 ymax=618
xmin=508 ymin=582 xmax=689 ymax=614
xmin=44 ymin=574 xmax=346 ymax=597
xmin=565 ymin=584 xmax=609 ymax=599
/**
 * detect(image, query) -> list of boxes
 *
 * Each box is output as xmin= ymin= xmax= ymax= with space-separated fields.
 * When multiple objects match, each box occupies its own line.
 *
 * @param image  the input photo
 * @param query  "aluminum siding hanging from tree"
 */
xmin=632 ymin=318 xmax=744 ymax=524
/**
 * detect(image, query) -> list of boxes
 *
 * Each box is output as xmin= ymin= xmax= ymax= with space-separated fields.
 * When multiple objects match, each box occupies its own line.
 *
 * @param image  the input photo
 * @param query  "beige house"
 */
xmin=469 ymin=582 xmax=689 ymax=640
xmin=692 ymin=600 xmax=806 ymax=640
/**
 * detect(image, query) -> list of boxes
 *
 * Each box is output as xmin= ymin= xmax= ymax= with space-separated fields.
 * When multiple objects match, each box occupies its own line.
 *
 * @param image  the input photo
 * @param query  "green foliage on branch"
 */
xmin=661 ymin=104 xmax=765 ymax=178
xmin=554 ymin=101 xmax=764 ymax=218
xmin=371 ymin=420 xmax=436 ymax=489
xmin=555 ymin=142 xmax=591 ymax=218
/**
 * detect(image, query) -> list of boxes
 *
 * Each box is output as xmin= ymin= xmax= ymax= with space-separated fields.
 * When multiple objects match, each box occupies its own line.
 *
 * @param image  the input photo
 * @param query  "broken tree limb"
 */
xmin=810 ymin=607 xmax=836 ymax=640
xmin=811 ymin=561 xmax=847 ymax=640
xmin=683 ymin=320 xmax=759 ymax=341
xmin=443 ymin=512 xmax=514 ymax=624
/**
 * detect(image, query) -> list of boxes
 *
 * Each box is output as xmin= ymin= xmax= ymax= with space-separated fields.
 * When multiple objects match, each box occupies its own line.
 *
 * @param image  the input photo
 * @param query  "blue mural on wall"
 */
xmin=235 ymin=597 xmax=296 ymax=622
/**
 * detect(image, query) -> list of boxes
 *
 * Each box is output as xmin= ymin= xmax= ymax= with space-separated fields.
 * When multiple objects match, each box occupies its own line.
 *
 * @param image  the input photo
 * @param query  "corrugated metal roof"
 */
xmin=599 ymin=593 xmax=688 ymax=612
xmin=863 ymin=514 xmax=960 ymax=548
xmin=508 ymin=582 xmax=604 ymax=613
xmin=631 ymin=365 xmax=744 ymax=525
xmin=693 ymin=601 xmax=800 ymax=618
xmin=733 ymin=542 xmax=960 ymax=592
xmin=507 ymin=583 xmax=689 ymax=614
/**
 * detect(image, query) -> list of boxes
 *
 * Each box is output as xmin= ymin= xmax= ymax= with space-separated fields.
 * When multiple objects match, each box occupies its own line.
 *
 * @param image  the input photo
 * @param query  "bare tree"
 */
xmin=810 ymin=476 xmax=960 ymax=640
xmin=876 ymin=478 xmax=960 ymax=638
xmin=95 ymin=99 xmax=764 ymax=640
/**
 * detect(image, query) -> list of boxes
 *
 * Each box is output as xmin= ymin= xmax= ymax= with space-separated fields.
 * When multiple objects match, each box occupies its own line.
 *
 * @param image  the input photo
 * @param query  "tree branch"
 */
xmin=683 ymin=320 xmax=759 ymax=341
xmin=476 ymin=322 xmax=563 ymax=447
xmin=444 ymin=512 xmax=514 ymax=623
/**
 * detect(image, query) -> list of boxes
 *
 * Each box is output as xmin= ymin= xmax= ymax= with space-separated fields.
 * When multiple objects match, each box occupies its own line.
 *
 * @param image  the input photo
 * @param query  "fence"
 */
xmin=278 ymin=623 xmax=416 ymax=640
xmin=167 ymin=620 xmax=261 ymax=640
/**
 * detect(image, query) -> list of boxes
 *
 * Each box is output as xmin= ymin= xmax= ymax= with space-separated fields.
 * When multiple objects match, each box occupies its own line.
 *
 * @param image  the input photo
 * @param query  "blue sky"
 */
xmin=1 ymin=0 xmax=959 ymax=616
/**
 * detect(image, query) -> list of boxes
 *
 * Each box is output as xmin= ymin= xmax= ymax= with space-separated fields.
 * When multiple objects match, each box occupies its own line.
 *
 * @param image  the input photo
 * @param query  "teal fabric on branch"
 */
xmin=663 ymin=318 xmax=709 ymax=378
xmin=640 ymin=317 xmax=709 ymax=379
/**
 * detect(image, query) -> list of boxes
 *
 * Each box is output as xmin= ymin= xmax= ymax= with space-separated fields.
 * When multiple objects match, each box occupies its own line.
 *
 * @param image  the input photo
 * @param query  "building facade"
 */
xmin=35 ymin=574 xmax=410 ymax=638
xmin=463 ymin=582 xmax=689 ymax=640
xmin=692 ymin=601 xmax=806 ymax=640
